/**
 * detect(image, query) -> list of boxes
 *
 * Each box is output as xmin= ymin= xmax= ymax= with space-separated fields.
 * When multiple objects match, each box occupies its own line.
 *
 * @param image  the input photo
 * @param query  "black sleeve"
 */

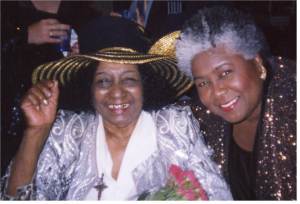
xmin=1 ymin=1 xmax=29 ymax=54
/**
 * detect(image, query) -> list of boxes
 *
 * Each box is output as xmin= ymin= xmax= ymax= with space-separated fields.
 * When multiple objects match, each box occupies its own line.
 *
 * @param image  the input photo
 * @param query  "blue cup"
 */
xmin=53 ymin=30 xmax=71 ymax=55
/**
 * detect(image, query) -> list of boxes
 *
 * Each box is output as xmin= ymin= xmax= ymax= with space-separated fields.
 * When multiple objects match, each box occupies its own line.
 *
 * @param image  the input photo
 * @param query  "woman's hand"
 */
xmin=21 ymin=80 xmax=59 ymax=129
xmin=68 ymin=41 xmax=79 ymax=56
xmin=27 ymin=18 xmax=70 ymax=45
xmin=7 ymin=80 xmax=60 ymax=196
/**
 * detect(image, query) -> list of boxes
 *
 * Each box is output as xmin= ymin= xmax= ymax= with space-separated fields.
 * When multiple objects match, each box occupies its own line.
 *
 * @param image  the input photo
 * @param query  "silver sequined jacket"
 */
xmin=1 ymin=105 xmax=232 ymax=200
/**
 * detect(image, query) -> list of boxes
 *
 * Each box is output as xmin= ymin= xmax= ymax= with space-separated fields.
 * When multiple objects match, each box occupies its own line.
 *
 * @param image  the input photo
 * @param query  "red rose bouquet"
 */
xmin=143 ymin=164 xmax=208 ymax=200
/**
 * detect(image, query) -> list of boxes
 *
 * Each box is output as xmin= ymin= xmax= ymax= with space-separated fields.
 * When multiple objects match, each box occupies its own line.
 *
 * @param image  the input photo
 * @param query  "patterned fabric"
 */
xmin=179 ymin=56 xmax=296 ymax=200
xmin=1 ymin=105 xmax=232 ymax=200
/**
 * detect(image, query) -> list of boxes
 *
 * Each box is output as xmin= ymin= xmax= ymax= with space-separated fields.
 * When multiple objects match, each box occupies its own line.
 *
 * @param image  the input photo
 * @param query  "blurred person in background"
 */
xmin=1 ymin=0 xmax=100 ymax=175
xmin=111 ymin=0 xmax=232 ymax=41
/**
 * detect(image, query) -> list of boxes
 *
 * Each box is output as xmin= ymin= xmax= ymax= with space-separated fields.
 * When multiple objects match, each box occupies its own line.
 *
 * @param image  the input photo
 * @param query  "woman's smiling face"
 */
xmin=92 ymin=62 xmax=143 ymax=128
xmin=191 ymin=45 xmax=264 ymax=124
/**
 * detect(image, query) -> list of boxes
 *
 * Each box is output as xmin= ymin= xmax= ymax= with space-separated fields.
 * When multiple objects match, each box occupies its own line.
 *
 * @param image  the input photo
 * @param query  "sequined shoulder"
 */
xmin=269 ymin=56 xmax=295 ymax=90
xmin=266 ymin=57 xmax=296 ymax=114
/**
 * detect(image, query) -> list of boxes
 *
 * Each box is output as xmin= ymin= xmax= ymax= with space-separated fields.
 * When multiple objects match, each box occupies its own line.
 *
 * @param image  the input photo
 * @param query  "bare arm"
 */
xmin=6 ymin=80 xmax=59 ymax=196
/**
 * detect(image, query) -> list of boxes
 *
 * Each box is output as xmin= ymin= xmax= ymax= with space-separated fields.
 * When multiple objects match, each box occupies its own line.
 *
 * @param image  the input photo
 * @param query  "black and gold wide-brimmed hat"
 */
xmin=32 ymin=16 xmax=193 ymax=97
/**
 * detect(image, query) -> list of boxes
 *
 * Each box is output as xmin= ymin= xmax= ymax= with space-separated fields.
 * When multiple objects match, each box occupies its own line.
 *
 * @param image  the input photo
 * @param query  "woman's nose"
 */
xmin=109 ymin=84 xmax=126 ymax=98
xmin=212 ymin=82 xmax=227 ymax=97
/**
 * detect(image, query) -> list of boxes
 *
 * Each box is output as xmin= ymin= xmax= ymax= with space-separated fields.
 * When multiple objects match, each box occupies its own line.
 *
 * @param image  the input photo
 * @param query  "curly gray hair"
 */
xmin=176 ymin=6 xmax=268 ymax=78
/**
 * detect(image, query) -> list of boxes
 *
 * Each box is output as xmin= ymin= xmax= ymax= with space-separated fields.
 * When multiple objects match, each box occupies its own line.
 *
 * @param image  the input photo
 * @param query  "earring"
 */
xmin=260 ymin=65 xmax=267 ymax=80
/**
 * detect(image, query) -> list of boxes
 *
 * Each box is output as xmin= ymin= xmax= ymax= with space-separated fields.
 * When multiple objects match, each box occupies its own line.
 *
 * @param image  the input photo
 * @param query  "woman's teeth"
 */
xmin=108 ymin=104 xmax=129 ymax=110
xmin=220 ymin=97 xmax=239 ymax=108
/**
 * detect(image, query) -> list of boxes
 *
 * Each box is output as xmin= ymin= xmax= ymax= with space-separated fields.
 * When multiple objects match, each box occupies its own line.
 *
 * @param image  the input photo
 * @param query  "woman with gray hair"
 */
xmin=176 ymin=6 xmax=295 ymax=200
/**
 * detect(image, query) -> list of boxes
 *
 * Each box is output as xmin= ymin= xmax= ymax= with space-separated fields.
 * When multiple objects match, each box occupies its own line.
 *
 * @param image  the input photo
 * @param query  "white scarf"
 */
xmin=85 ymin=111 xmax=157 ymax=200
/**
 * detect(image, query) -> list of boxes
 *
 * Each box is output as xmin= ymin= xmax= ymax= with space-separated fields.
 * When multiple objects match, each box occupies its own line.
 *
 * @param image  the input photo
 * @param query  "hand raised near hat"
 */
xmin=28 ymin=19 xmax=70 ymax=45
xmin=7 ymin=80 xmax=59 ymax=196
xmin=21 ymin=80 xmax=59 ymax=129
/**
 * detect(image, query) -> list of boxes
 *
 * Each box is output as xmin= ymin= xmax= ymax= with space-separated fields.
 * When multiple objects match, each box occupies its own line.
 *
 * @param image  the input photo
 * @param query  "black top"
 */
xmin=2 ymin=1 xmax=99 ymax=81
xmin=228 ymin=136 xmax=256 ymax=200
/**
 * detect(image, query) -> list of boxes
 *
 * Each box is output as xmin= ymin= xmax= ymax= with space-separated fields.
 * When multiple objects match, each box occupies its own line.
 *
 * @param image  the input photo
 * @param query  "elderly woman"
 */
xmin=176 ymin=7 xmax=296 ymax=200
xmin=1 ymin=16 xmax=232 ymax=200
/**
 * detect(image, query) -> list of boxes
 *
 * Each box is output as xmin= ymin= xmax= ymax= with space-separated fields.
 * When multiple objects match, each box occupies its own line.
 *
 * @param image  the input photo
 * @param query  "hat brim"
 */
xmin=32 ymin=47 xmax=193 ymax=98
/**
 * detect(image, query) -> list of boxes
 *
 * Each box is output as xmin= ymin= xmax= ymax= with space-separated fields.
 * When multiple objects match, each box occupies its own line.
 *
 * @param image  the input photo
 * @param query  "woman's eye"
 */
xmin=197 ymin=81 xmax=209 ymax=88
xmin=122 ymin=78 xmax=140 ymax=86
xmin=220 ymin=70 xmax=232 ymax=78
xmin=96 ymin=79 xmax=112 ymax=88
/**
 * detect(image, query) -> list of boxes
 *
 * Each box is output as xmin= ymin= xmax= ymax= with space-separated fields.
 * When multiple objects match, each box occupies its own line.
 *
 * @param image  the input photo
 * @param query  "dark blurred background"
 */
xmin=110 ymin=0 xmax=296 ymax=59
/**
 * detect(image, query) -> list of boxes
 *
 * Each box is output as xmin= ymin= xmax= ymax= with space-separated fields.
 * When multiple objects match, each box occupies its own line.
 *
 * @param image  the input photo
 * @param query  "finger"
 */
xmin=48 ymin=30 xmax=68 ymax=38
xmin=72 ymin=42 xmax=79 ymax=49
xmin=29 ymin=86 xmax=49 ymax=105
xmin=49 ymin=23 xmax=70 ymax=31
xmin=70 ymin=43 xmax=79 ymax=55
xmin=41 ymin=79 xmax=56 ymax=88
xmin=41 ymin=80 xmax=59 ymax=100
xmin=58 ymin=24 xmax=71 ymax=30
xmin=49 ymin=80 xmax=59 ymax=103
xmin=47 ymin=37 xmax=62 ymax=44
xmin=36 ymin=81 xmax=54 ymax=98
xmin=35 ymin=81 xmax=59 ymax=106
xmin=23 ymin=92 xmax=40 ymax=107
xmin=30 ymin=90 xmax=47 ymax=106
xmin=70 ymin=47 xmax=79 ymax=56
